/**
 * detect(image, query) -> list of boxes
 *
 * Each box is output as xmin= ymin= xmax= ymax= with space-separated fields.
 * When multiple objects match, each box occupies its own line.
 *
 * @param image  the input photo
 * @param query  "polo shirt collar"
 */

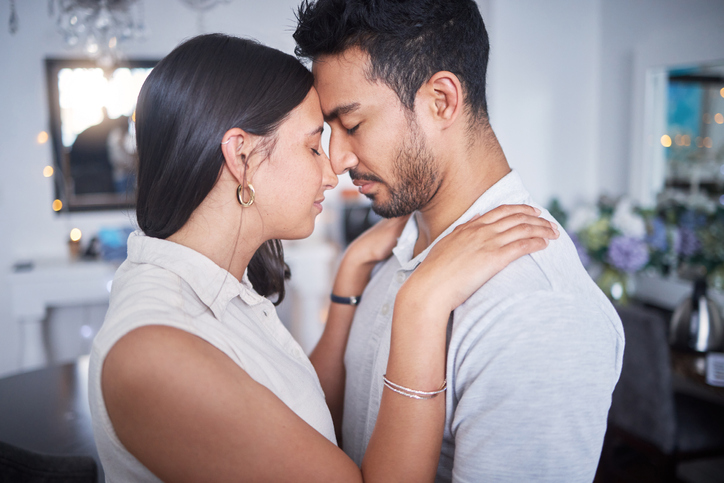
xmin=392 ymin=169 xmax=528 ymax=270
xmin=126 ymin=231 xmax=267 ymax=319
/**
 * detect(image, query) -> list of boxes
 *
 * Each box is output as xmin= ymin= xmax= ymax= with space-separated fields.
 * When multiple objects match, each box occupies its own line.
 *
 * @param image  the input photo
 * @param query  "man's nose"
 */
xmin=328 ymin=130 xmax=359 ymax=175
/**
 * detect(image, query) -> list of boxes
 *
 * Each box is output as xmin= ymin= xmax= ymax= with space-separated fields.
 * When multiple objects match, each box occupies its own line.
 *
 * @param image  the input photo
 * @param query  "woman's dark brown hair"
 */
xmin=135 ymin=34 xmax=314 ymax=304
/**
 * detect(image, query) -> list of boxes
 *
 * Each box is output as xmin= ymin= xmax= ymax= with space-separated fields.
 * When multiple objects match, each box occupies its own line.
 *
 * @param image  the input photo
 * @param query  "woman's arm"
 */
xmin=309 ymin=216 xmax=409 ymax=441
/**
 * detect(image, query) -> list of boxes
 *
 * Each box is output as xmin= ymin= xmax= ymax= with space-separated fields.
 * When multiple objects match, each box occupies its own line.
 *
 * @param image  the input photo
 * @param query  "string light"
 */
xmin=70 ymin=228 xmax=82 ymax=242
xmin=661 ymin=135 xmax=672 ymax=147
xmin=52 ymin=199 xmax=63 ymax=211
xmin=37 ymin=131 xmax=49 ymax=144
xmin=43 ymin=166 xmax=54 ymax=177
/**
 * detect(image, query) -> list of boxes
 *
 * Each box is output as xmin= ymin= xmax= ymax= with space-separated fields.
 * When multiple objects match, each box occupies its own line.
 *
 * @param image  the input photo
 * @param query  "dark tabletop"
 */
xmin=0 ymin=357 xmax=104 ymax=481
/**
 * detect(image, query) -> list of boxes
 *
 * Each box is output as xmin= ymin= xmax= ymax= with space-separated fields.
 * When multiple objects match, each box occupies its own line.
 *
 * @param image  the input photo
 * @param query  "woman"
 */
xmin=88 ymin=33 xmax=558 ymax=482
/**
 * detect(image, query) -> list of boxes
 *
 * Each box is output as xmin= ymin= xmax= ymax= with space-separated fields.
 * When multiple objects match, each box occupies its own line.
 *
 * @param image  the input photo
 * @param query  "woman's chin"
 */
xmin=281 ymin=222 xmax=317 ymax=241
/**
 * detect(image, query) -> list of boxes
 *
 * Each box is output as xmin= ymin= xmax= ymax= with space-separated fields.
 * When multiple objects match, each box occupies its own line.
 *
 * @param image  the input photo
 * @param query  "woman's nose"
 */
xmin=321 ymin=149 xmax=338 ymax=191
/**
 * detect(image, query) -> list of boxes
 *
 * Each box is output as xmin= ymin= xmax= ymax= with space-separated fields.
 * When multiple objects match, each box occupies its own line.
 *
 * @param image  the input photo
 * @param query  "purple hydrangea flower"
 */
xmin=606 ymin=236 xmax=650 ymax=273
xmin=646 ymin=217 xmax=668 ymax=252
xmin=678 ymin=227 xmax=701 ymax=256
xmin=570 ymin=233 xmax=591 ymax=267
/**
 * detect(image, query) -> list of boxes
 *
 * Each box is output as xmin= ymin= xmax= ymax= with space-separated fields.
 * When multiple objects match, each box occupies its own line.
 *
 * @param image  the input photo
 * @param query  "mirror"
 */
xmin=641 ymin=60 xmax=724 ymax=207
xmin=662 ymin=63 xmax=724 ymax=203
xmin=46 ymin=58 xmax=157 ymax=212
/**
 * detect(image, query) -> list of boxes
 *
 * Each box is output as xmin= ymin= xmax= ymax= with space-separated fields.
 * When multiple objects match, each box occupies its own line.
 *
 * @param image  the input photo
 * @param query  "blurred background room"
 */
xmin=0 ymin=1 xmax=724 ymax=482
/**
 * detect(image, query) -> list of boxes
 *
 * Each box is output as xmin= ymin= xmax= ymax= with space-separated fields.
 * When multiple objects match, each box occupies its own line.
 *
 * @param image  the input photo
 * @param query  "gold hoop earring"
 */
xmin=237 ymin=183 xmax=255 ymax=207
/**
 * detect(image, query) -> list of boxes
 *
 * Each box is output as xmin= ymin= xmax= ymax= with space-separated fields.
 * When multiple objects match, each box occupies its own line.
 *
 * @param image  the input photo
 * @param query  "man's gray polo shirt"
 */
xmin=342 ymin=170 xmax=624 ymax=482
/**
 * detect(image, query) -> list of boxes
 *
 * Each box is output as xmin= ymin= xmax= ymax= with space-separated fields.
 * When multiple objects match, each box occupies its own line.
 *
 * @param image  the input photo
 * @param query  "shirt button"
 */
xmin=381 ymin=304 xmax=390 ymax=315
xmin=396 ymin=272 xmax=406 ymax=283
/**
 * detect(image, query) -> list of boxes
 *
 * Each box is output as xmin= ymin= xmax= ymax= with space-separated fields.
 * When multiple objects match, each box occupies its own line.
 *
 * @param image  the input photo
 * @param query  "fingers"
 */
xmin=496 ymin=236 xmax=552 ymax=264
xmin=481 ymin=212 xmax=557 ymax=236
xmin=493 ymin=222 xmax=560 ymax=248
xmin=477 ymin=204 xmax=540 ymax=224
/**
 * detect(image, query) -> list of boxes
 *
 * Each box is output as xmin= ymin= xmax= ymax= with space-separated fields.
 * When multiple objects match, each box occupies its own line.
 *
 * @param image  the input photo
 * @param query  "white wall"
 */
xmin=486 ymin=0 xmax=601 ymax=208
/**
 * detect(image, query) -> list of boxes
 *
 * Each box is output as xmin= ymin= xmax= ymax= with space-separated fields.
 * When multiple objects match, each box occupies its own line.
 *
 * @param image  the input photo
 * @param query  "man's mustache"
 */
xmin=349 ymin=169 xmax=384 ymax=184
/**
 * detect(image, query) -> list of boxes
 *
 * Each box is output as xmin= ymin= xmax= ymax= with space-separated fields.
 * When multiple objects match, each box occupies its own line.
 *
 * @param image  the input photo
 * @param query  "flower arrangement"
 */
xmin=549 ymin=192 xmax=724 ymax=303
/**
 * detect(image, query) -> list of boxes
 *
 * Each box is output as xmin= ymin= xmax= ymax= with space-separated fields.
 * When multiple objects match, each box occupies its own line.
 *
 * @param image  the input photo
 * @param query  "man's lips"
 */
xmin=352 ymin=179 xmax=377 ymax=195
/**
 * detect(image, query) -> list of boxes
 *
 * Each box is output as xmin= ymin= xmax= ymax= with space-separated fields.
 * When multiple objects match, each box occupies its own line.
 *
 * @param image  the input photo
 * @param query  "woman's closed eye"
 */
xmin=311 ymin=148 xmax=321 ymax=156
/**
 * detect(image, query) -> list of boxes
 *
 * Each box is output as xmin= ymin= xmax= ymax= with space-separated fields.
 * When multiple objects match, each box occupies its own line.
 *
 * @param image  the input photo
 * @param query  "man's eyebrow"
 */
xmin=324 ymin=102 xmax=361 ymax=122
xmin=307 ymin=125 xmax=324 ymax=137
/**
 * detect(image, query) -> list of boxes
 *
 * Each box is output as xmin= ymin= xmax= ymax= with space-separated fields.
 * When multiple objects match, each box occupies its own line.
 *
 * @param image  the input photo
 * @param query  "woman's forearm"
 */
xmin=361 ymin=285 xmax=450 ymax=483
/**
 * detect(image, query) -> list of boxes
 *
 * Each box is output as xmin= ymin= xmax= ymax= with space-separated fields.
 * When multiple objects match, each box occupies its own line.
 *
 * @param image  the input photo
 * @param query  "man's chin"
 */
xmin=370 ymin=199 xmax=413 ymax=219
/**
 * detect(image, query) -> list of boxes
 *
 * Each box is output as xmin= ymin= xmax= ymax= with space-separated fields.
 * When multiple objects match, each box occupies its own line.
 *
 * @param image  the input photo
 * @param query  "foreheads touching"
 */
xmin=294 ymin=0 xmax=491 ymax=125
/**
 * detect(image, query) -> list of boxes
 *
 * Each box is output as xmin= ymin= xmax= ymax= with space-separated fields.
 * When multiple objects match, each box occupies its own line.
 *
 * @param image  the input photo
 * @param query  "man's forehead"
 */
xmin=312 ymin=46 xmax=371 ymax=78
xmin=312 ymin=48 xmax=383 ymax=117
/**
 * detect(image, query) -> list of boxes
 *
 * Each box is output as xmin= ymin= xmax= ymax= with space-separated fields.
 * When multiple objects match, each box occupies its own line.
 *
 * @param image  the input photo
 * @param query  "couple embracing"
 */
xmin=89 ymin=1 xmax=624 ymax=481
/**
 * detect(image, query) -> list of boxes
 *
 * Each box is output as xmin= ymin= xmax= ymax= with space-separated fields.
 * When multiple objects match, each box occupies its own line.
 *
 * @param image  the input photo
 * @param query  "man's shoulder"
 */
xmin=450 ymin=232 xmax=623 ymax=356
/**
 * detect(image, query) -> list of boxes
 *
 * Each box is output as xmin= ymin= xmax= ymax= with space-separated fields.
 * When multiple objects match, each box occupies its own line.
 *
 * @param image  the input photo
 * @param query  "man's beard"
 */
xmin=350 ymin=118 xmax=440 ymax=218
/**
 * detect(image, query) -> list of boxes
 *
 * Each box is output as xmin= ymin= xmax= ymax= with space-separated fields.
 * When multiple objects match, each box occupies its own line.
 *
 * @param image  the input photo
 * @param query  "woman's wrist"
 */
xmin=395 ymin=275 xmax=451 ymax=323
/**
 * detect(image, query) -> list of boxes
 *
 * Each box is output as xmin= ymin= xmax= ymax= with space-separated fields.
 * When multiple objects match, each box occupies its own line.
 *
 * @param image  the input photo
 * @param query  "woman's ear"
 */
xmin=220 ymin=128 xmax=255 ymax=184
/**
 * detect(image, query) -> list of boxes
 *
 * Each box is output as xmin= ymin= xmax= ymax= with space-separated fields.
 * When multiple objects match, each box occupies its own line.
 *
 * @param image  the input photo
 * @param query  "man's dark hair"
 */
xmin=294 ymin=0 xmax=490 ymax=124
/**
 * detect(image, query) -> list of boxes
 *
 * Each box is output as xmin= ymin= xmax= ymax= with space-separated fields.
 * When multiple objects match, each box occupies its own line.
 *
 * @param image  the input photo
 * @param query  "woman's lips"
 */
xmin=313 ymin=197 xmax=324 ymax=212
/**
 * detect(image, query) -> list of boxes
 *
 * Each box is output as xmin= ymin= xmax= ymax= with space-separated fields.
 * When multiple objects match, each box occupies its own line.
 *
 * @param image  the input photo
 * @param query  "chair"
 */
xmin=599 ymin=305 xmax=724 ymax=482
xmin=0 ymin=440 xmax=97 ymax=483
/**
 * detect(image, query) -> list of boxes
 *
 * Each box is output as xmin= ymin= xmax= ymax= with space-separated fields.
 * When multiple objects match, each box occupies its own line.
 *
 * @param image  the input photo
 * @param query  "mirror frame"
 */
xmin=45 ymin=57 xmax=158 ymax=212
xmin=630 ymin=27 xmax=724 ymax=207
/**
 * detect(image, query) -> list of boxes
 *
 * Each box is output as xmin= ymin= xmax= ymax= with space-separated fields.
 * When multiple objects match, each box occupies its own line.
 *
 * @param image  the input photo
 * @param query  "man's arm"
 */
xmin=448 ymin=293 xmax=623 ymax=482
xmin=310 ymin=216 xmax=409 ymax=441
xmin=309 ymin=256 xmax=369 ymax=442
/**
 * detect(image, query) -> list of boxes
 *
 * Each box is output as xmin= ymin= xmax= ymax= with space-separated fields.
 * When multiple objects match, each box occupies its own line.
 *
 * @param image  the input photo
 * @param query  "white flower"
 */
xmin=568 ymin=204 xmax=599 ymax=233
xmin=611 ymin=198 xmax=646 ymax=239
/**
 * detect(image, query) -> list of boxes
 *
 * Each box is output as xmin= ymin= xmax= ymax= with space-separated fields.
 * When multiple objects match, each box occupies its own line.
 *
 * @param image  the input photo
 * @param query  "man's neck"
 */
xmin=413 ymin=128 xmax=511 ymax=258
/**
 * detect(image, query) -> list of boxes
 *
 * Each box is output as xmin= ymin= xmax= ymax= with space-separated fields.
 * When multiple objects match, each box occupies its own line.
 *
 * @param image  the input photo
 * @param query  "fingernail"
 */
xmin=534 ymin=207 xmax=542 ymax=215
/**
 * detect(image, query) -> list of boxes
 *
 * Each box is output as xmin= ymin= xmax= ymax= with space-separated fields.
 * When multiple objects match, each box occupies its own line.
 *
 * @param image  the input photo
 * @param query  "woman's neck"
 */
xmin=167 ymin=184 xmax=264 ymax=282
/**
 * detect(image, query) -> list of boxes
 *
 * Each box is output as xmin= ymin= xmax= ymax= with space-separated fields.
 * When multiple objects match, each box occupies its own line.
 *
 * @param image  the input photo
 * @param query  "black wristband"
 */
xmin=330 ymin=293 xmax=361 ymax=305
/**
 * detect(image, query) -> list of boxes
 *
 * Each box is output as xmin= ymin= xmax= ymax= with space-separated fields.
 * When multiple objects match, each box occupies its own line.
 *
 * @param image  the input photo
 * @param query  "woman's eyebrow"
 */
xmin=307 ymin=125 xmax=324 ymax=137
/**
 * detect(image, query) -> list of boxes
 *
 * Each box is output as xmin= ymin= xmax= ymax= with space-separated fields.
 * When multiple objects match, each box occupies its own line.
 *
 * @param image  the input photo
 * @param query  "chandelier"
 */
xmin=8 ymin=0 xmax=234 ymax=64
xmin=8 ymin=0 xmax=146 ymax=65
xmin=52 ymin=0 xmax=146 ymax=64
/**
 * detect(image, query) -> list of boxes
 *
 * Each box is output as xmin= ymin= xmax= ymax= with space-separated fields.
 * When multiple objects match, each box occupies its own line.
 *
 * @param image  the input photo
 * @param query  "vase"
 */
xmin=597 ymin=266 xmax=631 ymax=305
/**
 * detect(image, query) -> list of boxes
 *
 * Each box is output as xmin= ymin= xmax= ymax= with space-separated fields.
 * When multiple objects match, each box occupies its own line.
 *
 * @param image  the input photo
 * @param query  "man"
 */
xmin=294 ymin=1 xmax=624 ymax=481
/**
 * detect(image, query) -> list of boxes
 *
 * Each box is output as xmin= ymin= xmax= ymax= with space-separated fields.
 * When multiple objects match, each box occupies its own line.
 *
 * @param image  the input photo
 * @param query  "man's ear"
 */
xmin=419 ymin=71 xmax=463 ymax=129
xmin=220 ymin=127 xmax=257 ymax=184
